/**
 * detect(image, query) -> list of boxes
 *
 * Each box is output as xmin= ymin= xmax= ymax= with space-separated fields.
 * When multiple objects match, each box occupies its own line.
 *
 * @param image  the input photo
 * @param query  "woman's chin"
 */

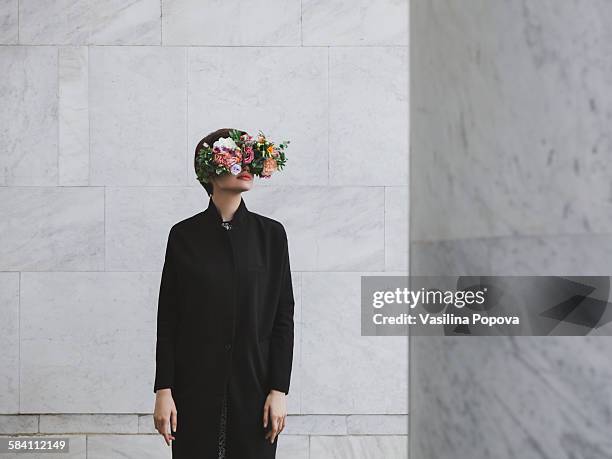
xmin=235 ymin=182 xmax=253 ymax=192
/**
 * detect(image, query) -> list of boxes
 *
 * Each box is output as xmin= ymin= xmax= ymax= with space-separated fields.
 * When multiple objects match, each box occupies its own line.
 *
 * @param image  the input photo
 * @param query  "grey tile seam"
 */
xmin=87 ymin=45 xmax=91 ymax=186
xmin=56 ymin=47 xmax=60 ymax=186
xmin=185 ymin=46 xmax=189 ymax=186
xmin=0 ymin=44 xmax=409 ymax=48
xmin=18 ymin=271 xmax=21 ymax=414
xmin=327 ymin=46 xmax=330 ymax=185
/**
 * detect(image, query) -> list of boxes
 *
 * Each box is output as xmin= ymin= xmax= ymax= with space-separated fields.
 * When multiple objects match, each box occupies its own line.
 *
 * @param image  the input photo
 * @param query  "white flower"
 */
xmin=213 ymin=137 xmax=239 ymax=151
xmin=230 ymin=163 xmax=242 ymax=175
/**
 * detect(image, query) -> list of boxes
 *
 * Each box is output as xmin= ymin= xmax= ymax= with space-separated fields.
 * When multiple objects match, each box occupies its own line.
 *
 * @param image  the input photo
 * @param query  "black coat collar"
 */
xmin=204 ymin=195 xmax=249 ymax=227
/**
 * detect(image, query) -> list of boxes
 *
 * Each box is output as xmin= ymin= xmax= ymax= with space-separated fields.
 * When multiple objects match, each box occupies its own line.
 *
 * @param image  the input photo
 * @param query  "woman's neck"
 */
xmin=211 ymin=192 xmax=241 ymax=222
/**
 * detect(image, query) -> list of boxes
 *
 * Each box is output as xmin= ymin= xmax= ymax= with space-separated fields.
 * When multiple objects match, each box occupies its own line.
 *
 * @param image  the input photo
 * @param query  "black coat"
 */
xmin=153 ymin=195 xmax=295 ymax=458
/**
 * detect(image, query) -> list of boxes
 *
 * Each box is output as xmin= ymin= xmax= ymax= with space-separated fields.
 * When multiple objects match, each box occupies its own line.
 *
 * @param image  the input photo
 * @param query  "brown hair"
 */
xmin=194 ymin=127 xmax=248 ymax=196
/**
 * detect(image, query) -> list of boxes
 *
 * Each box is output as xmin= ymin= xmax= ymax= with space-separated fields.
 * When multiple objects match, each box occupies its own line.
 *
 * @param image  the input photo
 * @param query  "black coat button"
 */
xmin=225 ymin=343 xmax=232 ymax=351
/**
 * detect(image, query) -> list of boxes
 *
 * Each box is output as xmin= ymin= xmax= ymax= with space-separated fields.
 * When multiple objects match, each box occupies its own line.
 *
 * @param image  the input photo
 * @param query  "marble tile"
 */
xmin=0 ymin=415 xmax=38 ymax=434
xmin=87 ymin=434 xmax=170 ymax=459
xmin=486 ymin=233 xmax=612 ymax=276
xmin=301 ymin=272 xmax=408 ymax=414
xmin=138 ymin=414 xmax=154 ymax=433
xmin=0 ymin=46 xmax=58 ymax=186
xmin=105 ymin=186 xmax=205 ymax=271
xmin=19 ymin=0 xmax=86 ymax=44
xmin=19 ymin=0 xmax=160 ymax=45
xmin=39 ymin=414 xmax=139 ymax=433
xmin=0 ymin=273 xmax=19 ymax=414
xmin=282 ymin=415 xmax=347 ymax=435
xmin=277 ymin=435 xmax=309 ymax=459
xmin=302 ymin=0 xmax=409 ymax=46
xmin=310 ymin=435 xmax=408 ymax=458
xmin=89 ymin=0 xmax=161 ymax=45
xmin=411 ymin=233 xmax=612 ymax=276
xmin=59 ymin=46 xmax=89 ymax=186
xmin=20 ymin=272 xmax=159 ymax=413
xmin=246 ymin=187 xmax=385 ymax=271
xmin=0 ymin=188 xmax=104 ymax=271
xmin=90 ymin=46 xmax=186 ymax=186
xmin=410 ymin=239 xmax=492 ymax=276
xmin=385 ymin=186 xmax=409 ymax=272
xmin=187 ymin=47 xmax=328 ymax=188
xmin=411 ymin=0 xmax=612 ymax=242
xmin=162 ymin=0 xmax=300 ymax=46
xmin=410 ymin=336 xmax=612 ymax=459
xmin=347 ymin=414 xmax=408 ymax=435
xmin=329 ymin=47 xmax=408 ymax=186
xmin=0 ymin=0 xmax=18 ymax=44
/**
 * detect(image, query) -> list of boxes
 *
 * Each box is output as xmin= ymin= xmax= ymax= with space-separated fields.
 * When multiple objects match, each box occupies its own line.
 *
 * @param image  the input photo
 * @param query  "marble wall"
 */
xmin=0 ymin=0 xmax=409 ymax=457
xmin=411 ymin=0 xmax=612 ymax=458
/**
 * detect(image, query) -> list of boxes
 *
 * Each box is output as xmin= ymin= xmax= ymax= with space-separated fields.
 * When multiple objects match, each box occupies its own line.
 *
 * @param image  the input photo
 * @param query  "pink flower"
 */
xmin=214 ymin=146 xmax=242 ymax=169
xmin=242 ymin=146 xmax=254 ymax=164
xmin=213 ymin=150 xmax=231 ymax=167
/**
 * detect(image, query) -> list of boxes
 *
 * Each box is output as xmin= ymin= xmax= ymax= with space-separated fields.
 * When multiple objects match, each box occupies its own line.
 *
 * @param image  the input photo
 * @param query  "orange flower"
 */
xmin=262 ymin=157 xmax=277 ymax=176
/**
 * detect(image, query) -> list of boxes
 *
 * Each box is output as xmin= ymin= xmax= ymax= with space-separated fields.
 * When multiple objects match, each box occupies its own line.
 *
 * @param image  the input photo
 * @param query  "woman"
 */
xmin=152 ymin=128 xmax=294 ymax=458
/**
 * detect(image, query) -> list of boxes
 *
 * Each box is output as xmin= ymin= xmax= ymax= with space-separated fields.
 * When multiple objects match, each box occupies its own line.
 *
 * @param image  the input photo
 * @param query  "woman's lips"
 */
xmin=237 ymin=175 xmax=252 ymax=181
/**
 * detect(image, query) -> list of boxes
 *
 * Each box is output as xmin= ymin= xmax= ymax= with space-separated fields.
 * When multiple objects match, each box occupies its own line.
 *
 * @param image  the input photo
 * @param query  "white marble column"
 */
xmin=410 ymin=0 xmax=612 ymax=458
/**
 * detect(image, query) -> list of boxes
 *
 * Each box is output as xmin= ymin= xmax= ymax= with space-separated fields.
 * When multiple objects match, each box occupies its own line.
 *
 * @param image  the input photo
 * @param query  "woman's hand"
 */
xmin=154 ymin=389 xmax=177 ymax=446
xmin=263 ymin=389 xmax=287 ymax=443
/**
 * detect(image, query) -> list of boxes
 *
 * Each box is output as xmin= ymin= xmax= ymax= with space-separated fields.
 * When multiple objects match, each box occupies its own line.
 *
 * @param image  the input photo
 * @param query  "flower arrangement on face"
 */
xmin=195 ymin=129 xmax=290 ymax=185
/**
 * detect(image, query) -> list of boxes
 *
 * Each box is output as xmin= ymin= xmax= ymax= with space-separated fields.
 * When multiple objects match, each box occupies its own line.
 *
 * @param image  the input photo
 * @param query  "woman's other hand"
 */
xmin=154 ymin=388 xmax=177 ymax=446
xmin=263 ymin=389 xmax=287 ymax=443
